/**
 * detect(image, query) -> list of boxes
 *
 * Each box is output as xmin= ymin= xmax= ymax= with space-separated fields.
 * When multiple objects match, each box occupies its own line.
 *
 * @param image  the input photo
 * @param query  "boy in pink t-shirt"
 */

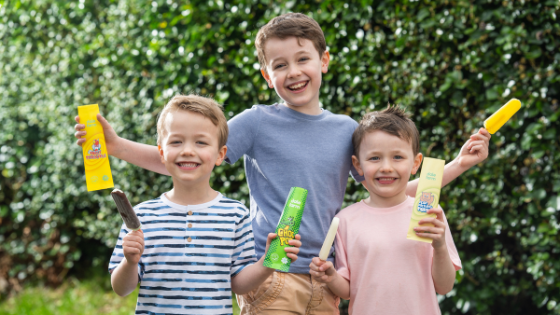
xmin=309 ymin=106 xmax=462 ymax=315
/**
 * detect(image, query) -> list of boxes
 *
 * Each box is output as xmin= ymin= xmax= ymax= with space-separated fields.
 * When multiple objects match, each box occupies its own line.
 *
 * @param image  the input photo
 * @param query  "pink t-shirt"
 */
xmin=335 ymin=197 xmax=462 ymax=315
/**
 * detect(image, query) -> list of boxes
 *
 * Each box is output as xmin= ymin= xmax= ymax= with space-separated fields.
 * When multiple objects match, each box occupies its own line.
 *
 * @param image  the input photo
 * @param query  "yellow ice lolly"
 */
xmin=319 ymin=217 xmax=339 ymax=261
xmin=78 ymin=104 xmax=114 ymax=191
xmin=483 ymin=98 xmax=521 ymax=134
xmin=407 ymin=157 xmax=445 ymax=243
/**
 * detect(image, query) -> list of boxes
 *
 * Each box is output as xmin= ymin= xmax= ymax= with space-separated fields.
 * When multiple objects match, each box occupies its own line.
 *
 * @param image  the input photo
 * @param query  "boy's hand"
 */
xmin=309 ymin=257 xmax=337 ymax=283
xmin=414 ymin=208 xmax=447 ymax=250
xmin=262 ymin=232 xmax=302 ymax=262
xmin=455 ymin=128 xmax=491 ymax=170
xmin=122 ymin=230 xmax=144 ymax=265
xmin=74 ymin=114 xmax=120 ymax=154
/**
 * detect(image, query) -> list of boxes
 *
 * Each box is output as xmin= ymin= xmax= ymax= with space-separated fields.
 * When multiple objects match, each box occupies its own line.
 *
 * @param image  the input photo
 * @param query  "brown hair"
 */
xmin=157 ymin=94 xmax=228 ymax=148
xmin=255 ymin=13 xmax=326 ymax=70
xmin=352 ymin=105 xmax=420 ymax=157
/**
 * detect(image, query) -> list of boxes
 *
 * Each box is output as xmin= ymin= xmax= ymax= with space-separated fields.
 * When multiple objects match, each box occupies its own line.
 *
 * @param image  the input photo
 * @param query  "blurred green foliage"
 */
xmin=1 ymin=0 xmax=559 ymax=314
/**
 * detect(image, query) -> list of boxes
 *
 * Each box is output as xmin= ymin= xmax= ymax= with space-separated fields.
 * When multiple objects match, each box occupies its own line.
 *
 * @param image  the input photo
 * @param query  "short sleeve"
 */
xmin=108 ymin=222 xmax=144 ymax=280
xmin=440 ymin=209 xmax=462 ymax=271
xmin=225 ymin=106 xmax=259 ymax=164
xmin=231 ymin=208 xmax=257 ymax=276
xmin=334 ymin=218 xmax=351 ymax=281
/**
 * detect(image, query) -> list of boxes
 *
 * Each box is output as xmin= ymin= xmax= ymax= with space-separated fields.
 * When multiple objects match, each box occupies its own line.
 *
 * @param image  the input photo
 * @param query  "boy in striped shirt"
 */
xmin=108 ymin=95 xmax=302 ymax=315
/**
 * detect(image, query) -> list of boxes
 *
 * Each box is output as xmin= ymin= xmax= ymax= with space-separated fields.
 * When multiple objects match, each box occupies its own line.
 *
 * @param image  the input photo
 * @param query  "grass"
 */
xmin=0 ymin=275 xmax=240 ymax=315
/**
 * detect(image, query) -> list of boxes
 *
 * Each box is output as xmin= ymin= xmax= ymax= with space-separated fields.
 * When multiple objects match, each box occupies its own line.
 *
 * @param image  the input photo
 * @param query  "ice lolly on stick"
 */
xmin=319 ymin=217 xmax=339 ymax=261
xmin=483 ymin=98 xmax=521 ymax=134
xmin=111 ymin=189 xmax=141 ymax=231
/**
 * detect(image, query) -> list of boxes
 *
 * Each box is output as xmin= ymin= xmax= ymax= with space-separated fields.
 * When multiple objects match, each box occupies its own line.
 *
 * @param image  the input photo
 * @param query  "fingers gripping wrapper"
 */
xmin=111 ymin=189 xmax=141 ymax=231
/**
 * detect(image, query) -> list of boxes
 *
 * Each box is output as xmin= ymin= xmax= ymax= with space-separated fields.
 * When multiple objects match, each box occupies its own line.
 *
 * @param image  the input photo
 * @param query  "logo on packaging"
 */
xmin=418 ymin=192 xmax=435 ymax=213
xmin=87 ymin=139 xmax=107 ymax=160
xmin=277 ymin=216 xmax=295 ymax=246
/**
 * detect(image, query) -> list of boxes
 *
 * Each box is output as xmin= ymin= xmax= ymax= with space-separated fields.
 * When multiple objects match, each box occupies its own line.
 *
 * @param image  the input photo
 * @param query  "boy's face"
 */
xmin=352 ymin=130 xmax=423 ymax=206
xmin=158 ymin=110 xmax=226 ymax=187
xmin=260 ymin=37 xmax=329 ymax=115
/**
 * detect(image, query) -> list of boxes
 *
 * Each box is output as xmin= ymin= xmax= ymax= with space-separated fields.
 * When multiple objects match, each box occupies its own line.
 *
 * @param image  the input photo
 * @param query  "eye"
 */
xmin=196 ymin=141 xmax=208 ymax=145
xmin=394 ymin=155 xmax=404 ymax=160
xmin=170 ymin=140 xmax=181 ymax=145
xmin=274 ymin=63 xmax=285 ymax=69
xmin=299 ymin=57 xmax=309 ymax=62
xmin=368 ymin=156 xmax=379 ymax=161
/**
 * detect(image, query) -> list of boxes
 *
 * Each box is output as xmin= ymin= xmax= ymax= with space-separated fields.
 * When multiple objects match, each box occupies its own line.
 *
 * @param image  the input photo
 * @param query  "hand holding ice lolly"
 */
xmin=483 ymin=98 xmax=521 ymax=134
xmin=111 ymin=189 xmax=141 ymax=231
xmin=319 ymin=217 xmax=339 ymax=261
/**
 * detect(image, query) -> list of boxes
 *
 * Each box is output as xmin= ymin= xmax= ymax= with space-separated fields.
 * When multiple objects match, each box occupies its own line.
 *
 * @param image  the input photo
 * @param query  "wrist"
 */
xmin=107 ymin=136 xmax=124 ymax=157
xmin=450 ymin=157 xmax=470 ymax=174
xmin=433 ymin=243 xmax=448 ymax=253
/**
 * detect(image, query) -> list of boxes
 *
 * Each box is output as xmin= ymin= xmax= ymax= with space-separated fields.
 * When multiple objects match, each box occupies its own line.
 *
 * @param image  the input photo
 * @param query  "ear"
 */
xmin=158 ymin=145 xmax=165 ymax=164
xmin=352 ymin=155 xmax=364 ymax=177
xmin=215 ymin=145 xmax=227 ymax=166
xmin=260 ymin=69 xmax=274 ymax=89
xmin=411 ymin=153 xmax=423 ymax=175
xmin=321 ymin=51 xmax=330 ymax=74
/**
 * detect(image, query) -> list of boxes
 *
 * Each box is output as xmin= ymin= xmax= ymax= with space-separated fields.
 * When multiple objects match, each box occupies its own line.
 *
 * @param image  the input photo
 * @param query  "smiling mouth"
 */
xmin=376 ymin=177 xmax=397 ymax=183
xmin=177 ymin=162 xmax=199 ymax=168
xmin=287 ymin=81 xmax=308 ymax=91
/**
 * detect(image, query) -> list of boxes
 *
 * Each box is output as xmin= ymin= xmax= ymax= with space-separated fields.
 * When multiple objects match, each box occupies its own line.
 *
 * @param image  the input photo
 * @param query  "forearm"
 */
xmin=326 ymin=272 xmax=351 ymax=300
xmin=110 ymin=259 xmax=140 ymax=296
xmin=230 ymin=258 xmax=274 ymax=295
xmin=110 ymin=137 xmax=170 ymax=175
xmin=431 ymin=246 xmax=456 ymax=295
xmin=406 ymin=158 xmax=469 ymax=197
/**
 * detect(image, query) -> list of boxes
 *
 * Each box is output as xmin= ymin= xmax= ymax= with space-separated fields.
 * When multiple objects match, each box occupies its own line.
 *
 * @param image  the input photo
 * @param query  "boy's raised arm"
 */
xmin=406 ymin=128 xmax=491 ymax=196
xmin=74 ymin=114 xmax=170 ymax=175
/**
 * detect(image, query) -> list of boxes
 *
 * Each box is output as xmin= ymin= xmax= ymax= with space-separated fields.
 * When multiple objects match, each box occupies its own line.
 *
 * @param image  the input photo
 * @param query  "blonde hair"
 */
xmin=157 ymin=94 xmax=228 ymax=148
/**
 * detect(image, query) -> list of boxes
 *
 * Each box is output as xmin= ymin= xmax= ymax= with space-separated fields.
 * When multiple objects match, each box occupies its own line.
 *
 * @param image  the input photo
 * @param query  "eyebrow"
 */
xmin=268 ymin=49 xmax=312 ymax=64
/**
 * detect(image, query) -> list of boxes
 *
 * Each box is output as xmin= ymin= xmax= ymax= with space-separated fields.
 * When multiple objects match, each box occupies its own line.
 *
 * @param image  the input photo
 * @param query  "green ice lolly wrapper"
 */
xmin=263 ymin=187 xmax=307 ymax=271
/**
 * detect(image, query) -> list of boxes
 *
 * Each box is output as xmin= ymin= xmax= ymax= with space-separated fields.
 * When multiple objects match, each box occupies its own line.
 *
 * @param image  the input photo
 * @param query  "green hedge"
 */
xmin=1 ymin=0 xmax=559 ymax=313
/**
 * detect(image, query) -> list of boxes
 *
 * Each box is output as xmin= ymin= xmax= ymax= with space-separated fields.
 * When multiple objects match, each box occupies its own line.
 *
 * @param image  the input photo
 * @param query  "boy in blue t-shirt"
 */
xmin=108 ymin=94 xmax=301 ymax=315
xmin=76 ymin=13 xmax=490 ymax=314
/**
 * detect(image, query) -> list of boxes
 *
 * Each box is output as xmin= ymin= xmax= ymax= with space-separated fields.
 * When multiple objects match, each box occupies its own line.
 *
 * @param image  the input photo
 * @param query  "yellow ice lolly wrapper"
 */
xmin=483 ymin=98 xmax=521 ymax=134
xmin=78 ymin=104 xmax=114 ymax=191
xmin=407 ymin=157 xmax=445 ymax=243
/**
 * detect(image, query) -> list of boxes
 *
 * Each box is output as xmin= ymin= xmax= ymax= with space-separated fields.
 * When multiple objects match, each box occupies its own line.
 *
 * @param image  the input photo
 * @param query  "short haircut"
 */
xmin=255 ymin=13 xmax=326 ymax=71
xmin=157 ymin=94 xmax=228 ymax=148
xmin=352 ymin=105 xmax=420 ymax=157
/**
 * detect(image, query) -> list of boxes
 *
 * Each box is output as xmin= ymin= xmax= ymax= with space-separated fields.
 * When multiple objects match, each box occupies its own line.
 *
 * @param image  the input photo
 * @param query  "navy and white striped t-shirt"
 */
xmin=108 ymin=192 xmax=256 ymax=315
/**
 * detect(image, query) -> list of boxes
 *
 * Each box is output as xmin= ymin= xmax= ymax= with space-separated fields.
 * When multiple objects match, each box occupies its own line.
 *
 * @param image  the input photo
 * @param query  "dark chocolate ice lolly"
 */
xmin=111 ymin=189 xmax=141 ymax=230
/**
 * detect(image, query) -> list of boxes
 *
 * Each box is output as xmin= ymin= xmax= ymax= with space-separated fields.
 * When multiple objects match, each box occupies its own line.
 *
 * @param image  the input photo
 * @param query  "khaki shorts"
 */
xmin=236 ymin=271 xmax=340 ymax=315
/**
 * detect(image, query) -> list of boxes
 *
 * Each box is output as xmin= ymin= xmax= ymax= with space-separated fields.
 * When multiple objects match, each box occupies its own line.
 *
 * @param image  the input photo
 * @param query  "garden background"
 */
xmin=1 ymin=0 xmax=559 ymax=314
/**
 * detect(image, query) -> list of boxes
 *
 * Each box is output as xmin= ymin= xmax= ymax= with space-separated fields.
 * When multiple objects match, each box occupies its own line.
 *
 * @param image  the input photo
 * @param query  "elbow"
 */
xmin=231 ymin=283 xmax=249 ymax=296
xmin=435 ymin=282 xmax=454 ymax=295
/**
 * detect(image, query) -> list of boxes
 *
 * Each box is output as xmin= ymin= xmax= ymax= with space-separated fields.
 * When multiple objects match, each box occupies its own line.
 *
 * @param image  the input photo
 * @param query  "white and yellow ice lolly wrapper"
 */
xmin=406 ymin=157 xmax=445 ymax=243
xmin=78 ymin=104 xmax=114 ymax=191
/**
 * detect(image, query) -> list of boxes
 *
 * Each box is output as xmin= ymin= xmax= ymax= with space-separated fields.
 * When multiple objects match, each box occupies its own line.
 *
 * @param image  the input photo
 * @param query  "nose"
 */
xmin=287 ymin=64 xmax=302 ymax=79
xmin=379 ymin=159 xmax=393 ymax=173
xmin=180 ymin=142 xmax=196 ymax=156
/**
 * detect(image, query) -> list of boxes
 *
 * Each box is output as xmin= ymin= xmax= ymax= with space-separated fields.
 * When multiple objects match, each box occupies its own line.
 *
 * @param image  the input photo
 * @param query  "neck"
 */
xmin=364 ymin=191 xmax=408 ymax=208
xmin=283 ymin=99 xmax=322 ymax=116
xmin=166 ymin=180 xmax=218 ymax=206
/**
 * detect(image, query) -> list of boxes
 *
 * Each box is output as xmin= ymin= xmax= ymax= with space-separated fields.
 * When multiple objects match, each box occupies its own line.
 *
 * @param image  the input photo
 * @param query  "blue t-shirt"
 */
xmin=108 ymin=193 xmax=256 ymax=315
xmin=226 ymin=104 xmax=363 ymax=273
